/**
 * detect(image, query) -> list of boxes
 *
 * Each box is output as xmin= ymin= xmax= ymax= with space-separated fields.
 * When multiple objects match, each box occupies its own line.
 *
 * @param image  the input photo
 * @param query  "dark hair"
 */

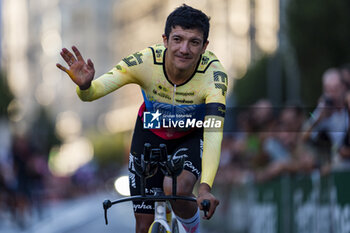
xmin=164 ymin=4 xmax=210 ymax=44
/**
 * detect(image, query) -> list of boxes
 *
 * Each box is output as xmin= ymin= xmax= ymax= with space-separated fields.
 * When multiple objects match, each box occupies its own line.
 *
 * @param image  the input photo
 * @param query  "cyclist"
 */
xmin=57 ymin=4 xmax=227 ymax=233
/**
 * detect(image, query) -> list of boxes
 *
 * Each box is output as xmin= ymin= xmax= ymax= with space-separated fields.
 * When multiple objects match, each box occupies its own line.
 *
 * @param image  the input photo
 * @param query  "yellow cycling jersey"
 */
xmin=77 ymin=44 xmax=228 ymax=187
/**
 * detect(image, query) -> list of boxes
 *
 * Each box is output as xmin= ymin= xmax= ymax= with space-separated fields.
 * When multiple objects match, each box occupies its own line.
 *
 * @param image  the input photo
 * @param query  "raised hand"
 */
xmin=56 ymin=46 xmax=95 ymax=90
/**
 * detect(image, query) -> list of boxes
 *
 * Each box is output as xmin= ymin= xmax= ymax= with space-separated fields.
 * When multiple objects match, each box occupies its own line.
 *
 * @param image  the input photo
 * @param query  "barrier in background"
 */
xmin=203 ymin=171 xmax=350 ymax=233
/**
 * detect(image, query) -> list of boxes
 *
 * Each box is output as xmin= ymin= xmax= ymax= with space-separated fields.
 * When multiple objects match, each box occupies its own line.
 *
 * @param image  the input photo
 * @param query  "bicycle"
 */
xmin=103 ymin=143 xmax=210 ymax=233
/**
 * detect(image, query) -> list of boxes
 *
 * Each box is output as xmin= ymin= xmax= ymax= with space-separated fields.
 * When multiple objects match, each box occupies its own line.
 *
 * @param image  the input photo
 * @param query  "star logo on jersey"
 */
xmin=143 ymin=110 xmax=161 ymax=129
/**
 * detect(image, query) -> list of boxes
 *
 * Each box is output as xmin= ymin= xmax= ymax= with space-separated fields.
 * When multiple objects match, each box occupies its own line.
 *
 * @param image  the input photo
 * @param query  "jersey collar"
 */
xmin=162 ymin=49 xmax=202 ymax=87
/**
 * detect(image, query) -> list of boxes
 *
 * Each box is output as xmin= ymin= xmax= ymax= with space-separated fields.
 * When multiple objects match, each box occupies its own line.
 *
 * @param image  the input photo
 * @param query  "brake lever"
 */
xmin=103 ymin=200 xmax=112 ymax=225
xmin=201 ymin=199 xmax=210 ymax=218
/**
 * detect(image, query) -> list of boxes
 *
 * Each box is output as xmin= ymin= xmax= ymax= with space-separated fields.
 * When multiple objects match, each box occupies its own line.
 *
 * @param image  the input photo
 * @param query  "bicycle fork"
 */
xmin=149 ymin=201 xmax=171 ymax=232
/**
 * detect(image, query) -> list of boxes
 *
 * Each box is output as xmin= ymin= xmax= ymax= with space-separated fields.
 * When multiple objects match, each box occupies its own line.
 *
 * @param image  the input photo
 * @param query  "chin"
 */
xmin=175 ymin=61 xmax=194 ymax=70
xmin=175 ymin=65 xmax=191 ymax=71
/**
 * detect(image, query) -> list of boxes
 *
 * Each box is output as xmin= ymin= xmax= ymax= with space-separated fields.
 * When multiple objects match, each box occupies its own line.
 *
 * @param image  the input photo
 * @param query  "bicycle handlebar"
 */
xmin=103 ymin=143 xmax=210 ymax=225
xmin=103 ymin=195 xmax=210 ymax=225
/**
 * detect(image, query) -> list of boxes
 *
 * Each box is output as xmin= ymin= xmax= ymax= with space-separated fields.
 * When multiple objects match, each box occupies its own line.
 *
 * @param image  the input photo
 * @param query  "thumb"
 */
xmin=57 ymin=63 xmax=77 ymax=81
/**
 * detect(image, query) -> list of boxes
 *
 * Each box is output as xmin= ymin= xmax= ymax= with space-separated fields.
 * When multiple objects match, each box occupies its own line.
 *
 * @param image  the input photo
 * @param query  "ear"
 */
xmin=201 ymin=40 xmax=209 ymax=54
xmin=162 ymin=34 xmax=168 ymax=48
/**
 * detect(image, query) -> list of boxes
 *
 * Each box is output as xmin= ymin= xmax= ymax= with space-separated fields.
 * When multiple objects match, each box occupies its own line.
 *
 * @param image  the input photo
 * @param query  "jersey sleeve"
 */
xmin=77 ymin=49 xmax=150 ymax=101
xmin=200 ymin=61 xmax=228 ymax=188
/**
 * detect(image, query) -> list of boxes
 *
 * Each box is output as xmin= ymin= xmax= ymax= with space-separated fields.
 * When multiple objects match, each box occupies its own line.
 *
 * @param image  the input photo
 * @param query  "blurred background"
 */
xmin=1 ymin=0 xmax=350 ymax=232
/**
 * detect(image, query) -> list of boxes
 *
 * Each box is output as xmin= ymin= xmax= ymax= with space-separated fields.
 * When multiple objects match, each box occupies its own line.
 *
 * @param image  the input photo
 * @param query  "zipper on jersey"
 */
xmin=172 ymin=84 xmax=176 ymax=119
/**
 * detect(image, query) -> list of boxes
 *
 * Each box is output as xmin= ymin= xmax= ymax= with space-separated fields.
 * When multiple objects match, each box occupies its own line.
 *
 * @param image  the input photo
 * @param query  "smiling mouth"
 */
xmin=176 ymin=55 xmax=191 ymax=61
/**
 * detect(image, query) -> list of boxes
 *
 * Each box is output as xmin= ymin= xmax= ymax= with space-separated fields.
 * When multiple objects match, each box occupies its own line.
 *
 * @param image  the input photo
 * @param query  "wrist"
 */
xmin=198 ymin=183 xmax=211 ymax=195
xmin=79 ymin=82 xmax=91 ymax=90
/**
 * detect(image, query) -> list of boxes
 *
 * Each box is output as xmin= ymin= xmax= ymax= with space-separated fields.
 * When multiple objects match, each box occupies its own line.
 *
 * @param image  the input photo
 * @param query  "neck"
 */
xmin=165 ymin=53 xmax=198 ymax=85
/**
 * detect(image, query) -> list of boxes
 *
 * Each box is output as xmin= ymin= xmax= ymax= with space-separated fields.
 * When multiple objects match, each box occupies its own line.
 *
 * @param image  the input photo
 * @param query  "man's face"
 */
xmin=163 ymin=26 xmax=208 ymax=72
xmin=323 ymin=73 xmax=345 ymax=104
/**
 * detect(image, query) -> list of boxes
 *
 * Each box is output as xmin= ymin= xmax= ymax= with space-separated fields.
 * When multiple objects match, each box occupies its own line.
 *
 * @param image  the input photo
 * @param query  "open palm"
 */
xmin=56 ymin=46 xmax=95 ymax=89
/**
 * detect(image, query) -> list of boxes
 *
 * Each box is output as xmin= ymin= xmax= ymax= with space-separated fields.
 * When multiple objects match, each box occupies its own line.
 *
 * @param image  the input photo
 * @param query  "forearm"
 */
xmin=76 ymin=79 xmax=106 ymax=101
xmin=76 ymin=66 xmax=136 ymax=101
xmin=200 ymin=116 xmax=224 ymax=188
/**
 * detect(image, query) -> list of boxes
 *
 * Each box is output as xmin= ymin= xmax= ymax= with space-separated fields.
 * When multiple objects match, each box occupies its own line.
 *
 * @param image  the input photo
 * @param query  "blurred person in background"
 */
xmin=216 ymin=99 xmax=276 ymax=184
xmin=0 ymin=128 xmax=17 ymax=222
xmin=11 ymin=134 xmax=33 ymax=227
xmin=303 ymin=68 xmax=348 ymax=171
xmin=57 ymin=4 xmax=227 ymax=233
xmin=223 ymin=100 xmax=275 ymax=172
xmin=336 ymin=90 xmax=350 ymax=168
xmin=26 ymin=150 xmax=49 ymax=219
xmin=7 ymin=134 xmax=49 ymax=227
xmin=246 ymin=99 xmax=275 ymax=169
xmin=256 ymin=106 xmax=315 ymax=182
xmin=340 ymin=63 xmax=350 ymax=90
xmin=214 ymin=134 xmax=236 ymax=215
xmin=0 ymin=163 xmax=17 ymax=224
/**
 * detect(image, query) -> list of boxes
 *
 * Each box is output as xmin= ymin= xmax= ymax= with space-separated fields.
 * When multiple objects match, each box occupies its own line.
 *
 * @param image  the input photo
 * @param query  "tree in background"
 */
xmin=233 ymin=0 xmax=350 ymax=107
xmin=287 ymin=0 xmax=350 ymax=106
xmin=234 ymin=56 xmax=270 ymax=106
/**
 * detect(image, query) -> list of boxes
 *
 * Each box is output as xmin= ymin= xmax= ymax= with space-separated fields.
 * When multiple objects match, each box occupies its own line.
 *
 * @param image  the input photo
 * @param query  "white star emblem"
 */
xmin=151 ymin=110 xmax=161 ymax=122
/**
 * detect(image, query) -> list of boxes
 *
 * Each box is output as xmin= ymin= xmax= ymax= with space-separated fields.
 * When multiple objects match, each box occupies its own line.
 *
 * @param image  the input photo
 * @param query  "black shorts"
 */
xmin=128 ymin=115 xmax=203 ymax=214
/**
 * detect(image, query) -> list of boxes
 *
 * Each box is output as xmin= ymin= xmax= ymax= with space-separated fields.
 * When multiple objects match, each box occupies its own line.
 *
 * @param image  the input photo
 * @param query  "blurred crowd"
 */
xmin=0 ymin=132 xmax=100 ymax=228
xmin=217 ymin=64 xmax=350 ymax=185
xmin=0 ymin=133 xmax=47 ymax=227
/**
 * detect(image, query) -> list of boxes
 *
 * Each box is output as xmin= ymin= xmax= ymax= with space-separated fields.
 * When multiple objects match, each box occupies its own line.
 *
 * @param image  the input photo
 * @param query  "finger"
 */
xmin=60 ymin=50 xmax=72 ymax=64
xmin=60 ymin=50 xmax=75 ymax=67
xmin=57 ymin=63 xmax=76 ymax=81
xmin=72 ymin=46 xmax=85 ymax=62
xmin=62 ymin=48 xmax=77 ymax=64
xmin=207 ymin=204 xmax=215 ymax=219
xmin=206 ymin=199 xmax=219 ymax=219
xmin=87 ymin=59 xmax=94 ymax=69
xmin=56 ymin=63 xmax=69 ymax=73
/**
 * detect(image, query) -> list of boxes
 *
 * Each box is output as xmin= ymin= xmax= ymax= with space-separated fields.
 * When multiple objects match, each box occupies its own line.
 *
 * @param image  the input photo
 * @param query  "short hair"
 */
xmin=322 ymin=68 xmax=342 ymax=85
xmin=164 ymin=4 xmax=210 ymax=44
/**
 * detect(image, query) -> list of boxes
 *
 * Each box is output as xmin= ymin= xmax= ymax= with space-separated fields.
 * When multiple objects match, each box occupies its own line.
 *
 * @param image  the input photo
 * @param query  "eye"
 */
xmin=173 ymin=36 xmax=181 ymax=43
xmin=191 ymin=40 xmax=200 ymax=46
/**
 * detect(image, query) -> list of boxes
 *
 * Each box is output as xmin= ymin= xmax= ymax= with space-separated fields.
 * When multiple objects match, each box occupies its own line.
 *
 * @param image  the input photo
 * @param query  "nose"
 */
xmin=179 ymin=41 xmax=189 ymax=54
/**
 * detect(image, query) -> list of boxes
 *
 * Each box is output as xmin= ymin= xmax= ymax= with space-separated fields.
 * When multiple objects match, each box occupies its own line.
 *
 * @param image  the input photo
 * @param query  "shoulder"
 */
xmin=148 ymin=44 xmax=166 ymax=65
xmin=197 ymin=50 xmax=224 ymax=74
xmin=197 ymin=50 xmax=228 ymax=89
xmin=198 ymin=51 xmax=228 ymax=98
xmin=120 ymin=46 xmax=155 ymax=67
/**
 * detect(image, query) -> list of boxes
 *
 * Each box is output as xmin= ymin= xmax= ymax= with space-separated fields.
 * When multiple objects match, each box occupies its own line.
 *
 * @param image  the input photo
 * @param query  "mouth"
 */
xmin=175 ymin=55 xmax=192 ymax=61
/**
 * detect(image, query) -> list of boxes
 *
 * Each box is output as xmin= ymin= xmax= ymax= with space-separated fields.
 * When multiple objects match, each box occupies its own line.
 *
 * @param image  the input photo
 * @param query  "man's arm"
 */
xmin=302 ymin=97 xmax=333 ymax=142
xmin=197 ymin=62 xmax=228 ymax=219
xmin=57 ymin=46 xmax=147 ymax=101
xmin=197 ymin=114 xmax=224 ymax=219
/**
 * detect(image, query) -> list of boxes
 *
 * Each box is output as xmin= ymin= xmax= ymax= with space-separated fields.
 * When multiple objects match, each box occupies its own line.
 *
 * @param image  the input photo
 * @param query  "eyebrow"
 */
xmin=171 ymin=33 xmax=203 ymax=42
